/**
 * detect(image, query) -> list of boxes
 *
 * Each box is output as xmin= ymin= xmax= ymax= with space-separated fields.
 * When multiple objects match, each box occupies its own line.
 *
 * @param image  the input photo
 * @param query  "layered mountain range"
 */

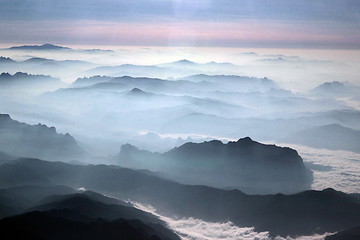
xmin=0 ymin=185 xmax=180 ymax=240
xmin=0 ymin=72 xmax=63 ymax=92
xmin=0 ymin=158 xmax=358 ymax=237
xmin=0 ymin=44 xmax=359 ymax=239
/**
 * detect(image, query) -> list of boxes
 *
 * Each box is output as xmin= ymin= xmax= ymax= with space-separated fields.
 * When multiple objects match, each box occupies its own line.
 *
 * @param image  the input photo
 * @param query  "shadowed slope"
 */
xmin=0 ymin=158 xmax=359 ymax=237
xmin=117 ymin=137 xmax=313 ymax=194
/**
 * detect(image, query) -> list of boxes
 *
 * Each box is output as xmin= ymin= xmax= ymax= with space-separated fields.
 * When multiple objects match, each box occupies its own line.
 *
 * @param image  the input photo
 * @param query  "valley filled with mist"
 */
xmin=1 ymin=43 xmax=360 ymax=240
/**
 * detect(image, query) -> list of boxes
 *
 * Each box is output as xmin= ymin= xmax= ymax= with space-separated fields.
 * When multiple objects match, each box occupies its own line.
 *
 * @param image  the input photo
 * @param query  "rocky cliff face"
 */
xmin=0 ymin=114 xmax=85 ymax=161
xmin=117 ymin=137 xmax=313 ymax=194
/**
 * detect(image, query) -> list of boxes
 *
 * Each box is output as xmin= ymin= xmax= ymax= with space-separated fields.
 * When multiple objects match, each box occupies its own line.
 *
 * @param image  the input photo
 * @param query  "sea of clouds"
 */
xmin=277 ymin=143 xmax=360 ymax=193
xmin=130 ymin=142 xmax=360 ymax=240
xmin=133 ymin=203 xmax=333 ymax=240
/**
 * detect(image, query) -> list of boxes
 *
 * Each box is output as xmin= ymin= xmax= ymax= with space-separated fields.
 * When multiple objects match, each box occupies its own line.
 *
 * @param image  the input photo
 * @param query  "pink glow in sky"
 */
xmin=1 ymin=0 xmax=359 ymax=48
xmin=1 ymin=19 xmax=359 ymax=48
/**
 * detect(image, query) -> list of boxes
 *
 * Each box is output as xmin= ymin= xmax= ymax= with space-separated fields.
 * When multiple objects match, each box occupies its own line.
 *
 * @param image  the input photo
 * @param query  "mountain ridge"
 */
xmin=8 ymin=44 xmax=71 ymax=51
xmin=0 ymin=113 xmax=86 ymax=161
xmin=0 ymin=158 xmax=358 ymax=237
xmin=116 ymin=137 xmax=312 ymax=194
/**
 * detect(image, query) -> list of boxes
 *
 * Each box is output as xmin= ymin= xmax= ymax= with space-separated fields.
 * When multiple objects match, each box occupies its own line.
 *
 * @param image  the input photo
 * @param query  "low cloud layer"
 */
xmin=133 ymin=202 xmax=333 ymax=240
xmin=277 ymin=143 xmax=360 ymax=193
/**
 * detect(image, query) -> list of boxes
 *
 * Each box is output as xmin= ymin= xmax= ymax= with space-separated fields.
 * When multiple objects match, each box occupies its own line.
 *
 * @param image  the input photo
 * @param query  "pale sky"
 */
xmin=0 ymin=0 xmax=359 ymax=48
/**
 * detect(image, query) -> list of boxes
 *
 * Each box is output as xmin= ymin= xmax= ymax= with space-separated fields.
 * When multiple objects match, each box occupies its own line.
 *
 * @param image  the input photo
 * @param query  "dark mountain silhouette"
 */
xmin=23 ymin=57 xmax=56 ymax=64
xmin=0 ymin=187 xmax=180 ymax=239
xmin=116 ymin=137 xmax=313 ymax=194
xmin=0 ymin=210 xmax=180 ymax=240
xmin=8 ymin=44 xmax=71 ymax=51
xmin=72 ymin=76 xmax=114 ymax=87
xmin=0 ymin=72 xmax=61 ymax=87
xmin=326 ymin=226 xmax=360 ymax=240
xmin=1 ymin=158 xmax=358 ymax=237
xmin=6 ymin=44 xmax=115 ymax=54
xmin=0 ymin=114 xmax=86 ymax=161
xmin=0 ymin=185 xmax=171 ymax=230
xmin=129 ymin=88 xmax=153 ymax=97
xmin=284 ymin=124 xmax=360 ymax=153
xmin=0 ymin=185 xmax=77 ymax=218
xmin=31 ymin=192 xmax=163 ymax=225
xmin=37 ymin=190 xmax=130 ymax=207
xmin=174 ymin=59 xmax=195 ymax=64
xmin=0 ymin=72 xmax=64 ymax=93
xmin=0 ymin=185 xmax=176 ymax=227
xmin=0 ymin=56 xmax=16 ymax=64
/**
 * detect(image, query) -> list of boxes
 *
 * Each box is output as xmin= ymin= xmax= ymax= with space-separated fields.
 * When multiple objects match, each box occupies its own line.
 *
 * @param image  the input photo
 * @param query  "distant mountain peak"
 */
xmin=128 ymin=88 xmax=153 ymax=97
xmin=23 ymin=57 xmax=55 ymax=63
xmin=41 ymin=43 xmax=62 ymax=48
xmin=9 ymin=43 xmax=70 ymax=51
xmin=313 ymin=81 xmax=346 ymax=91
xmin=167 ymin=59 xmax=197 ymax=66
xmin=0 ymin=56 xmax=15 ymax=63
xmin=13 ymin=72 xmax=30 ymax=77
xmin=121 ymin=143 xmax=139 ymax=152
xmin=0 ymin=72 xmax=12 ymax=78
xmin=206 ymin=61 xmax=234 ymax=66
xmin=237 ymin=136 xmax=253 ymax=143
xmin=177 ymin=139 xmax=224 ymax=150
xmin=176 ymin=59 xmax=194 ymax=63
xmin=130 ymin=88 xmax=145 ymax=94
xmin=309 ymin=81 xmax=356 ymax=97
xmin=321 ymin=81 xmax=345 ymax=88
xmin=0 ymin=71 xmax=56 ymax=80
